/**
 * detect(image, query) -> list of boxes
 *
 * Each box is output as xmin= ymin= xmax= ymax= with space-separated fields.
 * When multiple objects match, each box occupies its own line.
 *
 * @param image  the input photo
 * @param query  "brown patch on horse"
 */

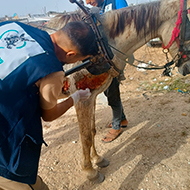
xmin=62 ymin=79 xmax=69 ymax=91
xmin=76 ymin=73 xmax=109 ymax=90
xmin=109 ymin=2 xmax=160 ymax=39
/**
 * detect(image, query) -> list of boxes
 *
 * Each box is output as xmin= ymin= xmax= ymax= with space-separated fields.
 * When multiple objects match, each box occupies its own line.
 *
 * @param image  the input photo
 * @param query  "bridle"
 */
xmin=161 ymin=0 xmax=190 ymax=75
xmin=69 ymin=0 xmax=122 ymax=77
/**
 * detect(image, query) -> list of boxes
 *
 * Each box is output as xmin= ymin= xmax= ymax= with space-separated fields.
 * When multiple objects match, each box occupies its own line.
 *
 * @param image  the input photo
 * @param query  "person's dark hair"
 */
xmin=62 ymin=21 xmax=99 ymax=56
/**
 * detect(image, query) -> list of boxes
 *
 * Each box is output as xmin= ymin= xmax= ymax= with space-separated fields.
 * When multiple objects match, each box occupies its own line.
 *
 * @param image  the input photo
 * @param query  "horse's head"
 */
xmin=176 ymin=47 xmax=190 ymax=76
xmin=177 ymin=60 xmax=190 ymax=76
xmin=159 ymin=0 xmax=190 ymax=76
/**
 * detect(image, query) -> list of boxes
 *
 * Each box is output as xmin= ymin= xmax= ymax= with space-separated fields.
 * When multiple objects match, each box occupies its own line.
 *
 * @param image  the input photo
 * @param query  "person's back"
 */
xmin=0 ymin=20 xmax=98 ymax=189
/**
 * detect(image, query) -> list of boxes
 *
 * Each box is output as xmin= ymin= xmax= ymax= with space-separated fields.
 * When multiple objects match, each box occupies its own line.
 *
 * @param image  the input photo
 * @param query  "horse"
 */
xmin=44 ymin=0 xmax=190 ymax=183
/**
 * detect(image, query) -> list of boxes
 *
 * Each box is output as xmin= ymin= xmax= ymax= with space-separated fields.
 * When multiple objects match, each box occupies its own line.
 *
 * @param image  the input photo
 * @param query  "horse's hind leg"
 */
xmin=75 ymin=100 xmax=105 ymax=183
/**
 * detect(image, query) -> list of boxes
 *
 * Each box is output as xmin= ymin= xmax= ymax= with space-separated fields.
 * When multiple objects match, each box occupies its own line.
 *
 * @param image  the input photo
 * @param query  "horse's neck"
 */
xmin=159 ymin=0 xmax=180 ymax=22
xmin=101 ymin=0 xmax=180 ymax=59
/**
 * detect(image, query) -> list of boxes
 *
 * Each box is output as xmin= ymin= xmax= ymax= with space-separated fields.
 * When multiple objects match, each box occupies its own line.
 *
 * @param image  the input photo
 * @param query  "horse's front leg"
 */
xmin=75 ymin=98 xmax=105 ymax=183
xmin=90 ymin=100 xmax=109 ymax=168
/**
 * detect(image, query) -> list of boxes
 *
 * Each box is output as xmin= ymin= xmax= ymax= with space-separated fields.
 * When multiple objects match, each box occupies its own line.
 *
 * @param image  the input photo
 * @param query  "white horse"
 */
xmin=45 ymin=0 xmax=190 ymax=183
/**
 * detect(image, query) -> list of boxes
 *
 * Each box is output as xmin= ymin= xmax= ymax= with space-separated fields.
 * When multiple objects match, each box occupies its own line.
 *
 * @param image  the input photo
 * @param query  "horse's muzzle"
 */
xmin=178 ymin=60 xmax=190 ymax=76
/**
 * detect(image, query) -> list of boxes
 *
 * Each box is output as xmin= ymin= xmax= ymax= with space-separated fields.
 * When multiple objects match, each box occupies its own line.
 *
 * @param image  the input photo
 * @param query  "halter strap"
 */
xmin=162 ymin=0 xmax=184 ymax=49
xmin=69 ymin=0 xmax=122 ymax=76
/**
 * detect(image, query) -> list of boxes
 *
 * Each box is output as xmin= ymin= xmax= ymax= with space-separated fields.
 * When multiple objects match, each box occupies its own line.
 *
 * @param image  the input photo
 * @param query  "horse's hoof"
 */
xmin=88 ymin=171 xmax=105 ymax=183
xmin=96 ymin=158 xmax=109 ymax=168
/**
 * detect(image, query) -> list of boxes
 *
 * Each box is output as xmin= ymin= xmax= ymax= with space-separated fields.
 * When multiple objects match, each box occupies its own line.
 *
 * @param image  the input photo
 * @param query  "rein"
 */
xmin=108 ymin=41 xmax=178 ymax=77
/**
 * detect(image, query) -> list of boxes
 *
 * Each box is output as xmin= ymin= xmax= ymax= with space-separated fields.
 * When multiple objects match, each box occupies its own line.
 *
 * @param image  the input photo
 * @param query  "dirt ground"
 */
xmin=39 ymin=45 xmax=190 ymax=190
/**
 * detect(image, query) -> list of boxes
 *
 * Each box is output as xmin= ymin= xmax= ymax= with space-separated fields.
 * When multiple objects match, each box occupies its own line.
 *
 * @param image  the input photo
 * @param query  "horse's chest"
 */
xmin=62 ymin=72 xmax=109 ymax=94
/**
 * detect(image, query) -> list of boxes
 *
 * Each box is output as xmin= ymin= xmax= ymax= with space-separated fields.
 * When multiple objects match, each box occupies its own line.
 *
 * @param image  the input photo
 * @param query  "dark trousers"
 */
xmin=104 ymin=77 xmax=126 ymax=130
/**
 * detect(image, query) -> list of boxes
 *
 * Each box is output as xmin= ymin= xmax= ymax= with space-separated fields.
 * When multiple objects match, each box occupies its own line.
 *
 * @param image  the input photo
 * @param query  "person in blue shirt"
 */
xmin=0 ymin=21 xmax=98 ymax=190
xmin=86 ymin=0 xmax=128 ymax=12
xmin=86 ymin=0 xmax=128 ymax=143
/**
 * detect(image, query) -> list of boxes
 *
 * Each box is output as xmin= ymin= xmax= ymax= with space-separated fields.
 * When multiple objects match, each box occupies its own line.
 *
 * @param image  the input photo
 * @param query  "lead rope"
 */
xmin=107 ymin=42 xmax=166 ymax=70
xmin=107 ymin=39 xmax=182 ymax=77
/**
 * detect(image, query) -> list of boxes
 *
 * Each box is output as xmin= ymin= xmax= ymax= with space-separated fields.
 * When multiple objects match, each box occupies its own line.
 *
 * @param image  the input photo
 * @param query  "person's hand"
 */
xmin=70 ymin=88 xmax=91 ymax=105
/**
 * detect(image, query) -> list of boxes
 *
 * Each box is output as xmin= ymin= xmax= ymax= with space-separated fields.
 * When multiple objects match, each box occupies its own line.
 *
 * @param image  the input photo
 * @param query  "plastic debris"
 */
xmin=137 ymin=63 xmax=148 ymax=72
xmin=175 ymin=88 xmax=190 ymax=93
xmin=163 ymin=85 xmax=169 ymax=90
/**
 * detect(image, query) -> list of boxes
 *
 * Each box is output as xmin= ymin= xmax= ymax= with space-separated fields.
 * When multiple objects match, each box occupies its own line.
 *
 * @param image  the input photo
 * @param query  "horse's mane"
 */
xmin=46 ymin=10 xmax=83 ymax=33
xmin=46 ymin=1 xmax=161 ymax=38
xmin=104 ymin=1 xmax=161 ymax=39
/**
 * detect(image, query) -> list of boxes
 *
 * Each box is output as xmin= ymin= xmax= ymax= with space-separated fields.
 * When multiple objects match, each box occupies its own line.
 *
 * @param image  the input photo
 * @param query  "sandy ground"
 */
xmin=39 ymin=45 xmax=190 ymax=190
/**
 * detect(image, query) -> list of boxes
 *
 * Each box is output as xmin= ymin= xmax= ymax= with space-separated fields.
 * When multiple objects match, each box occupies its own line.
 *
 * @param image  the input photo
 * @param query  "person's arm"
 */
xmin=37 ymin=71 xmax=91 ymax=122
xmin=41 ymin=96 xmax=73 ymax=121
xmin=41 ymin=87 xmax=91 ymax=121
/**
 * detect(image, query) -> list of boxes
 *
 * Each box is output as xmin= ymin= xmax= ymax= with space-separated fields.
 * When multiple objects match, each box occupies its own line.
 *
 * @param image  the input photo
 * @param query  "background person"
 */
xmin=85 ymin=0 xmax=129 ymax=143
xmin=0 ymin=20 xmax=98 ymax=190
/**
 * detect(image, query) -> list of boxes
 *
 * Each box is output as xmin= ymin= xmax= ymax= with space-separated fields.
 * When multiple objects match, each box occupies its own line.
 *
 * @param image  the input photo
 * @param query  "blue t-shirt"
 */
xmin=115 ymin=0 xmax=128 ymax=9
xmin=100 ymin=0 xmax=128 ymax=13
xmin=0 ymin=21 xmax=63 ymax=184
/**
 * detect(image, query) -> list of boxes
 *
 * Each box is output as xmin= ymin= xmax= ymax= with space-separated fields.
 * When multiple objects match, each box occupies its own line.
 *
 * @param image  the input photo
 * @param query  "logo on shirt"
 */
xmin=0 ymin=30 xmax=35 ymax=50
xmin=105 ymin=3 xmax=113 ymax=12
xmin=0 ymin=57 xmax=3 ymax=64
xmin=0 ymin=23 xmax=45 ymax=80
